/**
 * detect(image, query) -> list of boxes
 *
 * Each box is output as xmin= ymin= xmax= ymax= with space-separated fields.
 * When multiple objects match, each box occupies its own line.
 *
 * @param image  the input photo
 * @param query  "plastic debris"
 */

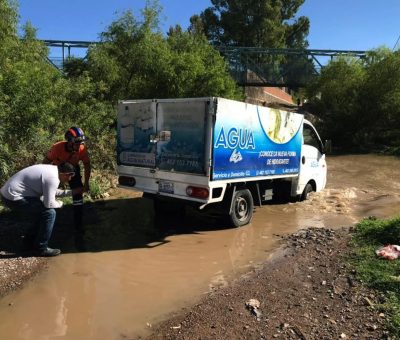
xmin=245 ymin=299 xmax=262 ymax=319
xmin=375 ymin=244 xmax=400 ymax=260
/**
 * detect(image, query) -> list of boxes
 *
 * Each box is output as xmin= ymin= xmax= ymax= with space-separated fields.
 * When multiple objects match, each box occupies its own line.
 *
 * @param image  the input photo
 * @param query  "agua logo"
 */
xmin=214 ymin=127 xmax=255 ymax=150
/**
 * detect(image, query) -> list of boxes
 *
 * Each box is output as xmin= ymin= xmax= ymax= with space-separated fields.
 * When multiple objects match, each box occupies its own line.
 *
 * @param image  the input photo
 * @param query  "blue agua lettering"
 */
xmin=215 ymin=127 xmax=227 ymax=147
xmin=215 ymin=126 xmax=255 ymax=149
xmin=228 ymin=128 xmax=238 ymax=148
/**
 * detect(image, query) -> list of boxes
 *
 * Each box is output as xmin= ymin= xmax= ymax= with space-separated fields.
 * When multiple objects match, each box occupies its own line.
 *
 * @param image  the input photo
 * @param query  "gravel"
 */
xmin=0 ymin=213 xmax=48 ymax=298
xmin=145 ymin=227 xmax=392 ymax=339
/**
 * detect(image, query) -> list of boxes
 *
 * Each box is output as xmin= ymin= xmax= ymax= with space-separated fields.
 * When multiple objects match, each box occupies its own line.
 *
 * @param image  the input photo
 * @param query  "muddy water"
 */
xmin=1 ymin=154 xmax=400 ymax=339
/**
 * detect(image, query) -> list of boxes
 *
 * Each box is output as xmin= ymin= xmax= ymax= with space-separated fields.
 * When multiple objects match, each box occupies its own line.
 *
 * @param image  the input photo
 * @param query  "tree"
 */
xmin=192 ymin=0 xmax=309 ymax=48
xmin=165 ymin=29 xmax=241 ymax=99
xmin=305 ymin=48 xmax=400 ymax=151
xmin=86 ymin=8 xmax=174 ymax=101
xmin=305 ymin=57 xmax=365 ymax=149
xmin=0 ymin=0 xmax=241 ymax=184
xmin=359 ymin=49 xmax=400 ymax=147
xmin=189 ymin=0 xmax=311 ymax=89
xmin=85 ymin=3 xmax=242 ymax=101
xmin=0 ymin=0 xmax=18 ymax=64
xmin=0 ymin=0 xmax=19 ymax=178
xmin=0 ymin=0 xmax=114 ymax=179
xmin=0 ymin=1 xmax=71 ymax=177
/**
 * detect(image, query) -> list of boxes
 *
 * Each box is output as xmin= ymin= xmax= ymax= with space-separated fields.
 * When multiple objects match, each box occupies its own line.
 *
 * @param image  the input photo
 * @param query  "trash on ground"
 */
xmin=375 ymin=244 xmax=400 ymax=260
xmin=245 ymin=298 xmax=262 ymax=319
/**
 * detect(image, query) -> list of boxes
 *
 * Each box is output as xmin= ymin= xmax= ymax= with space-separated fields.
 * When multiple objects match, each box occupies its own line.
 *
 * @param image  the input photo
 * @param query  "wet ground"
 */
xmin=146 ymin=227 xmax=391 ymax=339
xmin=0 ymin=154 xmax=400 ymax=339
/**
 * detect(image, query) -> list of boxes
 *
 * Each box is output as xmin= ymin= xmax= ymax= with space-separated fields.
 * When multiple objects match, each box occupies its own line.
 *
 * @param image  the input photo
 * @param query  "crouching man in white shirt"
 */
xmin=0 ymin=162 xmax=82 ymax=257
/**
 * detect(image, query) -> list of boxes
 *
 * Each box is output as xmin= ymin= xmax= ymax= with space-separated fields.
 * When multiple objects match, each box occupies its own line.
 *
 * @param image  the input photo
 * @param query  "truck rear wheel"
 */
xmin=228 ymin=189 xmax=254 ymax=227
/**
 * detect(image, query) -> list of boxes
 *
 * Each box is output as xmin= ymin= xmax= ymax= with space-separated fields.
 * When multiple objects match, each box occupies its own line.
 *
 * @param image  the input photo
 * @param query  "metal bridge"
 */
xmin=42 ymin=39 xmax=367 ymax=87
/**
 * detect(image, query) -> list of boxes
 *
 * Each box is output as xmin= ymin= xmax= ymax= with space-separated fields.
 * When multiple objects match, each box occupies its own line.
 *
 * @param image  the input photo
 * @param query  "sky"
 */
xmin=17 ymin=0 xmax=400 ymax=56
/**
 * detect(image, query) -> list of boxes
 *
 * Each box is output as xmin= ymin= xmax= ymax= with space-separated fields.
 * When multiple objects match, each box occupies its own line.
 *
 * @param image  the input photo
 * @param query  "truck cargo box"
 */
xmin=117 ymin=97 xmax=327 ymax=227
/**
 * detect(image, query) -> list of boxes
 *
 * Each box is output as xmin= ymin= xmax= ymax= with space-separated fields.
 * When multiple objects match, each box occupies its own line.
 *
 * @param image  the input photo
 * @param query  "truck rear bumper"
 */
xmin=117 ymin=165 xmax=227 ymax=204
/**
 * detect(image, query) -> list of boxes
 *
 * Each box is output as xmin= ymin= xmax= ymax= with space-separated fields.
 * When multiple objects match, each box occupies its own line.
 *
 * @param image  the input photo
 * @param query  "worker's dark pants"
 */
xmin=69 ymin=165 xmax=84 ymax=234
xmin=1 ymin=195 xmax=56 ymax=251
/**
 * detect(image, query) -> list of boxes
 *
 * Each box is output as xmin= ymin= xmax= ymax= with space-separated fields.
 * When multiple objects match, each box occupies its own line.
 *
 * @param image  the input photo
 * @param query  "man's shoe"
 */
xmin=36 ymin=247 xmax=61 ymax=257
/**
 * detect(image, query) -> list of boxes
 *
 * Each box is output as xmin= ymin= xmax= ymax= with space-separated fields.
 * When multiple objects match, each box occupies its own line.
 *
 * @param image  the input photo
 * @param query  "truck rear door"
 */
xmin=118 ymin=100 xmax=157 ymax=168
xmin=155 ymin=100 xmax=208 ymax=175
xmin=117 ymin=99 xmax=209 ymax=175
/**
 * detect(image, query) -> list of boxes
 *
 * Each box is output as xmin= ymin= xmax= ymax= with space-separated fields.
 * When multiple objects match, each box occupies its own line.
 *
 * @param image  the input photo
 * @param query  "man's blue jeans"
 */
xmin=1 ymin=195 xmax=56 ymax=250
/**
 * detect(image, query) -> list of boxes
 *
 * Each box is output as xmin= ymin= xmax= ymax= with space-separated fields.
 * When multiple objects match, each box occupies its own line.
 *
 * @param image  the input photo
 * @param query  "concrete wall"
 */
xmin=245 ymin=86 xmax=295 ymax=106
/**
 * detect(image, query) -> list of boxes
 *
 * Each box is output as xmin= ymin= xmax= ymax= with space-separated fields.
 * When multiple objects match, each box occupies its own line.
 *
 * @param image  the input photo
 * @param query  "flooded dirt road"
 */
xmin=1 ymin=154 xmax=400 ymax=339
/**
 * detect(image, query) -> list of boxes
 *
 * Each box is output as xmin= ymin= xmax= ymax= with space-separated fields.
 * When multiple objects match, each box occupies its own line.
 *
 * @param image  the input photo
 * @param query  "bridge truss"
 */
xmin=42 ymin=39 xmax=367 ymax=87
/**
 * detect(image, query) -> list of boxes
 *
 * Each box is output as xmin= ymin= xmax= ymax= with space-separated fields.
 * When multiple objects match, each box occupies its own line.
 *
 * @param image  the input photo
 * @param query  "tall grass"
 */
xmin=351 ymin=216 xmax=400 ymax=335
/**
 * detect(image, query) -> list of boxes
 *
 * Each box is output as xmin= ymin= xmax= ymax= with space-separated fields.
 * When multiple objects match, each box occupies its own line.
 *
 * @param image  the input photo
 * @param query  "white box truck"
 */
xmin=117 ymin=97 xmax=327 ymax=227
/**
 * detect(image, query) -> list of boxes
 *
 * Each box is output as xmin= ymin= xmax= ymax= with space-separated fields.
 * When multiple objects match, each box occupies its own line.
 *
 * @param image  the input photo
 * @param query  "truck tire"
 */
xmin=301 ymin=183 xmax=313 ymax=201
xmin=228 ymin=189 xmax=254 ymax=227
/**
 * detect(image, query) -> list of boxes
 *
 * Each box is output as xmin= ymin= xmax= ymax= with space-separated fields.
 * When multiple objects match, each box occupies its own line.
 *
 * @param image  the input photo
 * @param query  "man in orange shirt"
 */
xmin=43 ymin=127 xmax=91 ymax=250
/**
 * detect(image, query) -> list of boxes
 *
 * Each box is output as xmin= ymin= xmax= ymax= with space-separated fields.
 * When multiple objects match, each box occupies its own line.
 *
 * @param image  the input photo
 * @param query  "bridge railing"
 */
xmin=216 ymin=46 xmax=367 ymax=86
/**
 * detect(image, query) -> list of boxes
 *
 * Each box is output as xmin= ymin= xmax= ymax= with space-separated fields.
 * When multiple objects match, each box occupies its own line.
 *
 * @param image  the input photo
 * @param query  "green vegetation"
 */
xmin=191 ymin=0 xmax=313 ymax=88
xmin=351 ymin=217 xmax=400 ymax=335
xmin=0 ymin=0 xmax=242 ymax=189
xmin=305 ymin=49 xmax=400 ymax=152
xmin=1 ymin=0 xmax=399 ymax=186
xmin=2 ymin=0 xmax=399 ymax=181
xmin=191 ymin=0 xmax=309 ymax=48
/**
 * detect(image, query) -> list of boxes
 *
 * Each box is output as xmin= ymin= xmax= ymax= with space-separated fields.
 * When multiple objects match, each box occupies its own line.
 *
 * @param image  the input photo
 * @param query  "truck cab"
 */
xmin=297 ymin=120 xmax=327 ymax=200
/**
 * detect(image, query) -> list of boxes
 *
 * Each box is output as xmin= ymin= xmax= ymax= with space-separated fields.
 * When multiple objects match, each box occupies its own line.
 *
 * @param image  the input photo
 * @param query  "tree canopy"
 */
xmin=305 ymin=48 xmax=400 ymax=152
xmin=190 ymin=0 xmax=309 ymax=48
xmin=187 ymin=0 xmax=312 ymax=90
xmin=81 ymin=4 xmax=242 ymax=102
xmin=0 ymin=0 xmax=242 ymax=183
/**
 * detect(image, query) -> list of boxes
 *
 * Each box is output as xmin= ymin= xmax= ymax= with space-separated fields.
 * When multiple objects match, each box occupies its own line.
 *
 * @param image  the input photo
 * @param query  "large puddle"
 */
xmin=1 ymin=154 xmax=400 ymax=339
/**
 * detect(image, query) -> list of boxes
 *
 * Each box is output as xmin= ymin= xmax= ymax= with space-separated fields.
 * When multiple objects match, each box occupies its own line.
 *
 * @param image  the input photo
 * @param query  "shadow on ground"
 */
xmin=0 ymin=194 xmax=233 ymax=257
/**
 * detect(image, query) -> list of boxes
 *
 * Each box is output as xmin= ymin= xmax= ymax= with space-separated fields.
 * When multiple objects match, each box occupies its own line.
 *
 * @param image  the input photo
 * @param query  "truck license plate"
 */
xmin=158 ymin=181 xmax=174 ymax=194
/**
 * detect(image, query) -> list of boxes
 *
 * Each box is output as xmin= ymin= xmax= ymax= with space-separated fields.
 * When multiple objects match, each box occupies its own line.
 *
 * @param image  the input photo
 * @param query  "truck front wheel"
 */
xmin=300 ymin=183 xmax=313 ymax=201
xmin=228 ymin=189 xmax=254 ymax=227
